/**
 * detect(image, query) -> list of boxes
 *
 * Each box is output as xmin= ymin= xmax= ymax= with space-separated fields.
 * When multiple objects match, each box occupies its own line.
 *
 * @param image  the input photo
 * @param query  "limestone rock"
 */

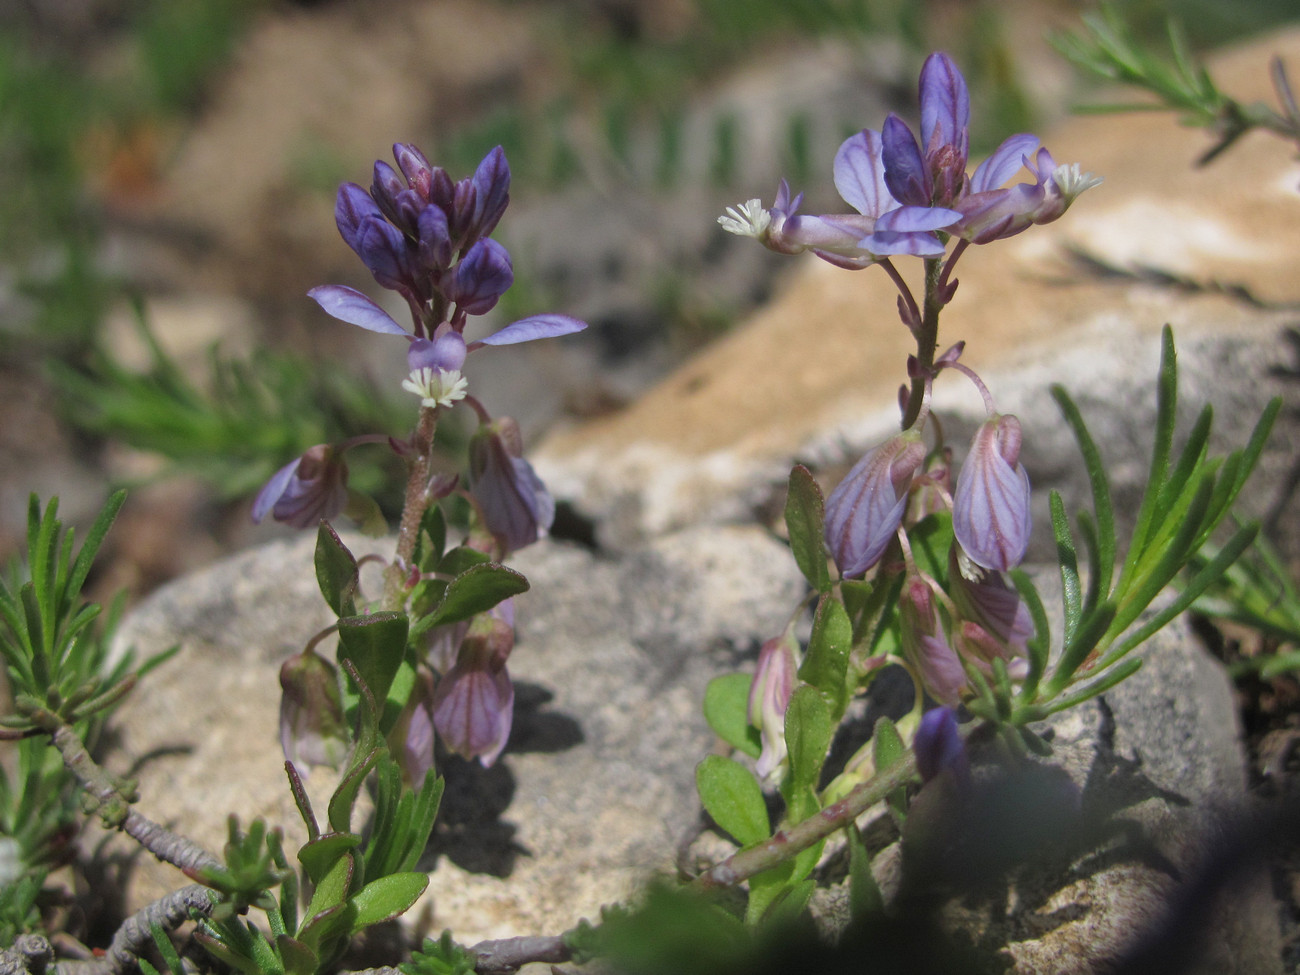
xmin=105 ymin=524 xmax=805 ymax=942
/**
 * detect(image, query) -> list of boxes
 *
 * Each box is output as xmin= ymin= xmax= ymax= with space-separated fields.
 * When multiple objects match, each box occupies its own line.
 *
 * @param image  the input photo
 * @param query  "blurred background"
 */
xmin=0 ymin=0 xmax=1295 ymax=602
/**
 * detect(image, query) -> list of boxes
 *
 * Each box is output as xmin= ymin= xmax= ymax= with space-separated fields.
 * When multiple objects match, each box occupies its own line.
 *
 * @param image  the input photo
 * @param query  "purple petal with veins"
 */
xmin=833 ymin=129 xmax=891 ymax=218
xmin=970 ymin=134 xmax=1040 ymax=193
xmin=881 ymin=114 xmax=929 ymax=207
xmin=308 ymin=285 xmax=408 ymax=335
xmin=875 ymin=205 xmax=962 ymax=233
xmin=920 ymin=52 xmax=970 ymax=159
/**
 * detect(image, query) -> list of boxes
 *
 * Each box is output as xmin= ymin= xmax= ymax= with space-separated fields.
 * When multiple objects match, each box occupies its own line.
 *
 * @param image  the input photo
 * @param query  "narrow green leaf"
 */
xmin=1050 ymin=492 xmax=1082 ymax=646
xmin=847 ymin=825 xmax=882 ymax=918
xmin=1121 ymin=326 xmax=1178 ymax=587
xmin=798 ymin=595 xmax=851 ymax=720
xmin=695 ymin=755 xmax=770 ymax=847
xmin=784 ymin=685 xmax=832 ymax=796
xmin=1155 ymin=404 xmax=1211 ymax=518
xmin=872 ymin=716 xmax=904 ymax=772
xmin=703 ymin=673 xmax=762 ymax=758
xmin=418 ymin=504 xmax=447 ymax=568
xmin=327 ymin=747 xmax=381 ymax=836
xmin=1010 ymin=571 xmax=1051 ymax=702
xmin=315 ymin=523 xmax=359 ymax=617
xmin=784 ymin=465 xmax=831 ymax=592
xmin=1045 ymin=657 xmax=1143 ymax=714
xmin=1045 ymin=602 xmax=1116 ymax=697
xmin=284 ymin=761 xmax=319 ymax=843
xmin=67 ymin=490 xmax=126 ymax=600
xmin=1050 ymin=386 xmax=1115 ymax=595
xmin=348 ymin=872 xmax=429 ymax=933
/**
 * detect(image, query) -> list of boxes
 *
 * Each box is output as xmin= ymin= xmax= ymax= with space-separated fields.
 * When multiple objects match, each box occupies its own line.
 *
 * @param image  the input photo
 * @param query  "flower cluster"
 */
xmin=719 ymin=52 xmax=1100 ymax=269
xmin=263 ymin=144 xmax=587 ymax=771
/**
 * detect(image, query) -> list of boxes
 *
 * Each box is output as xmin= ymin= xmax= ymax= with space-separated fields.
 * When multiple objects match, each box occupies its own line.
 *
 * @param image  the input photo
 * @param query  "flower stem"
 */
xmin=901 ymin=257 xmax=945 ymax=430
xmin=384 ymin=405 xmax=440 ymax=610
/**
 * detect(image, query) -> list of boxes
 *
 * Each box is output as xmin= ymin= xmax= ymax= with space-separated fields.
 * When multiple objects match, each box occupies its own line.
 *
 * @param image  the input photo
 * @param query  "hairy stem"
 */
xmin=384 ymin=405 xmax=440 ymax=610
xmin=52 ymin=886 xmax=216 ymax=975
xmin=47 ymin=719 xmax=221 ymax=874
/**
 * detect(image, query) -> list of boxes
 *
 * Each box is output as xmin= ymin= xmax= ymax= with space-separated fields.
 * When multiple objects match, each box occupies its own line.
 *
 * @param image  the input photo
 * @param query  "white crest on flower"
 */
xmin=1052 ymin=163 xmax=1103 ymax=201
xmin=402 ymin=367 xmax=468 ymax=408
xmin=718 ymin=199 xmax=772 ymax=238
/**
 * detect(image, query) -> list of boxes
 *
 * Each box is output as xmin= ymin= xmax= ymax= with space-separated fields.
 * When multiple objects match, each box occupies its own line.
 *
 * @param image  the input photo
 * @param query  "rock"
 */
xmin=105 ymin=524 xmax=806 ymax=941
xmin=535 ymin=28 xmax=1300 ymax=555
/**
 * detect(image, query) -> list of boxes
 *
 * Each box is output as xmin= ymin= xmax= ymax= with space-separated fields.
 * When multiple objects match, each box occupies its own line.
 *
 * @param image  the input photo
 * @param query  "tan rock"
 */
xmin=536 ymin=28 xmax=1300 ymax=548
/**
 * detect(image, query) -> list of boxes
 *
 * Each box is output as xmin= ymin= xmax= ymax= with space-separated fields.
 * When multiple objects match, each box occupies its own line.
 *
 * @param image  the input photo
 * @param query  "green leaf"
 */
xmin=435 ymin=545 xmax=491 ymax=577
xmin=327 ymin=747 xmax=381 ymax=836
xmin=702 ymin=673 xmax=762 ymax=758
xmin=297 ymin=832 xmax=361 ymax=887
xmin=410 ymin=563 xmax=529 ymax=637
xmin=783 ymin=685 xmax=832 ymax=797
xmin=67 ymin=490 xmax=126 ymax=602
xmin=784 ymin=465 xmax=831 ymax=592
xmin=847 ymin=825 xmax=881 ymax=918
xmin=798 ymin=596 xmax=851 ymax=720
xmin=337 ymin=612 xmax=408 ymax=714
xmin=300 ymin=853 xmax=355 ymax=942
xmin=416 ymin=504 xmax=447 ymax=570
xmin=1050 ymin=492 xmax=1082 ymax=646
xmin=695 ymin=755 xmax=769 ymax=847
xmin=276 ymin=935 xmax=318 ymax=975
xmin=1050 ymin=386 xmax=1115 ymax=598
xmin=348 ymin=872 xmax=429 ymax=933
xmin=315 ymin=523 xmax=359 ymax=617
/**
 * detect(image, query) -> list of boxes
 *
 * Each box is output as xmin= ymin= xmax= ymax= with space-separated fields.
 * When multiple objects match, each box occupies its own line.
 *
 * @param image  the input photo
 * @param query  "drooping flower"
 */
xmin=432 ymin=610 xmax=515 ymax=767
xmin=252 ymin=445 xmax=349 ymax=528
xmin=279 ymin=648 xmax=347 ymax=774
xmin=747 ymin=627 xmax=801 ymax=782
xmin=952 ymin=414 xmax=1032 ymax=571
xmin=467 ymin=417 xmax=555 ymax=556
xmin=824 ymin=431 xmax=927 ymax=578
xmin=948 ymin=545 xmax=1033 ymax=665
xmin=899 ymin=573 xmax=966 ymax=706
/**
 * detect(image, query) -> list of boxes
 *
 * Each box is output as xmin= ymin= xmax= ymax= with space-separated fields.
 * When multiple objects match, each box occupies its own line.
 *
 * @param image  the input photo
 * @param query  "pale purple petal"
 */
xmin=860 ymin=229 xmax=948 ymax=258
xmin=252 ymin=457 xmax=302 ymax=523
xmin=478 ymin=314 xmax=588 ymax=347
xmin=833 ymin=130 xmax=892 ymax=218
xmin=919 ymin=52 xmax=970 ymax=159
xmin=953 ymin=416 xmax=1032 ymax=571
xmin=308 ymin=285 xmax=408 ymax=335
xmin=970 ymin=134 xmax=1040 ymax=193
xmin=408 ymin=329 xmax=467 ymax=372
xmin=875 ymin=205 xmax=962 ymax=233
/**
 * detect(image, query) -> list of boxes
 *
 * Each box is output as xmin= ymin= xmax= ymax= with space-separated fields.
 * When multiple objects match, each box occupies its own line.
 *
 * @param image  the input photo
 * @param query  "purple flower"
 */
xmin=425 ymin=598 xmax=515 ymax=675
xmin=947 ymin=545 xmax=1033 ymax=660
xmin=899 ymin=574 xmax=966 ymax=706
xmin=252 ymin=445 xmax=349 ymax=528
xmin=394 ymin=670 xmax=437 ymax=785
xmin=467 ymin=417 xmax=556 ymax=556
xmin=747 ymin=628 xmax=801 ymax=781
xmin=432 ymin=611 xmax=515 ymax=767
xmin=952 ymin=414 xmax=1032 ymax=571
xmin=279 ymin=648 xmax=347 ymax=774
xmin=914 ymin=706 xmax=968 ymax=786
xmin=824 ymin=431 xmax=927 ymax=577
xmin=719 ymin=51 xmax=1099 ymax=264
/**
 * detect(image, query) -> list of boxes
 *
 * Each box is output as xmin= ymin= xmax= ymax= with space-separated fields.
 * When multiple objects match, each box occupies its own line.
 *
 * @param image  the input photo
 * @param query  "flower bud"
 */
xmin=947 ymin=545 xmax=1033 ymax=662
xmin=899 ymin=574 xmax=966 ymax=706
xmin=252 ymin=445 xmax=349 ymax=528
xmin=952 ymin=414 xmax=1031 ymax=571
xmin=824 ymin=431 xmax=926 ymax=578
xmin=914 ymin=706 xmax=968 ymax=786
xmin=432 ymin=611 xmax=515 ymax=767
xmin=747 ymin=628 xmax=801 ymax=781
xmin=467 ymin=417 xmax=555 ymax=556
xmin=279 ymin=648 xmax=347 ymax=774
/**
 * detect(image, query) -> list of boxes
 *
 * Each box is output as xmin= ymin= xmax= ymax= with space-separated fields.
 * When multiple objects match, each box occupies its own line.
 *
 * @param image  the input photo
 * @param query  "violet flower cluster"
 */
xmin=734 ymin=53 xmax=1097 ymax=771
xmin=263 ymin=144 xmax=587 ymax=771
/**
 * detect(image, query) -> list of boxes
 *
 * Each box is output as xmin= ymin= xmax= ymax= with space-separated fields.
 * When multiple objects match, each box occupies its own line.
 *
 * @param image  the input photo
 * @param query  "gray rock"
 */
xmin=105 ymin=524 xmax=806 ymax=944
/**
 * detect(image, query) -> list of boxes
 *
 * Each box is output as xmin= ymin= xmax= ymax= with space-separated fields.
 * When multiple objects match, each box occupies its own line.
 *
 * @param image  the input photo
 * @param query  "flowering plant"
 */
xmin=0 ymin=34 xmax=1284 ymax=975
